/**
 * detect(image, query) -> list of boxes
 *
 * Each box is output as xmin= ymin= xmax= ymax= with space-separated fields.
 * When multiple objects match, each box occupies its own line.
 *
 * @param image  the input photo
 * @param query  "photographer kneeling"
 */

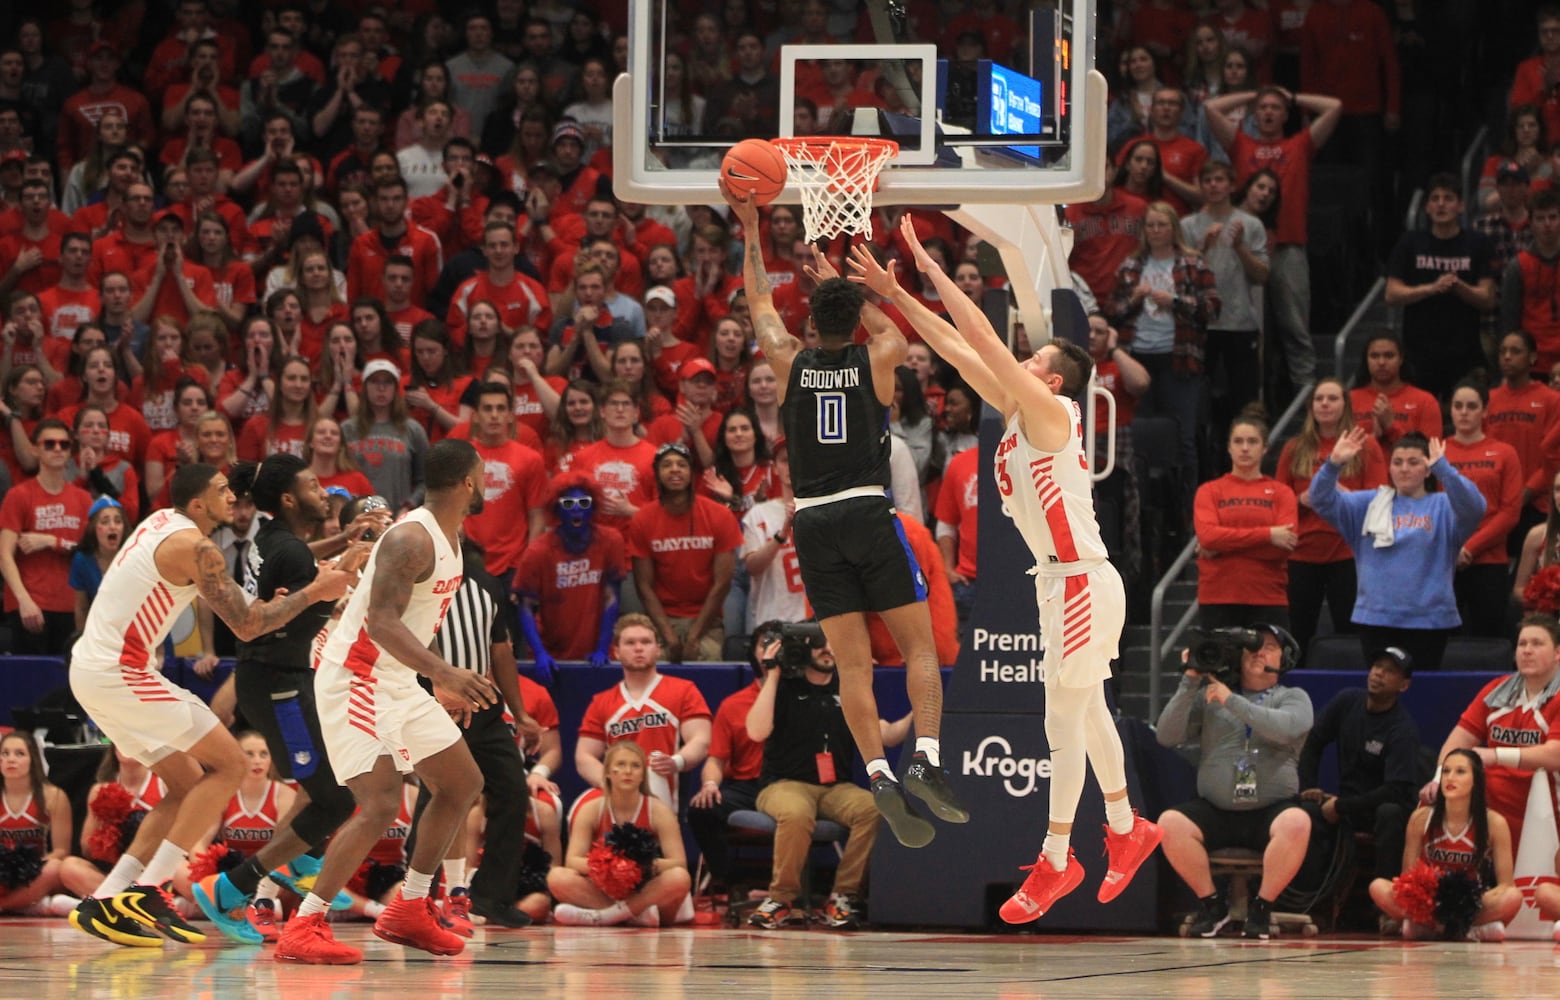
xmin=745 ymin=621 xmax=912 ymax=930
xmin=1155 ymin=624 xmax=1314 ymax=940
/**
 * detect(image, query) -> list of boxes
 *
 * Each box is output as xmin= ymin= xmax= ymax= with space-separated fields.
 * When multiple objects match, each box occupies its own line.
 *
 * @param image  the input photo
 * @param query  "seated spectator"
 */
xmin=1515 ymin=469 xmax=1560 ymax=604
xmin=1443 ymin=382 xmax=1523 ymax=637
xmin=1195 ymin=413 xmax=1297 ymax=628
xmin=547 ymin=742 xmax=692 ymax=927
xmin=514 ymin=474 xmax=626 ymax=678
xmin=1501 ymin=190 xmax=1560 ymax=374
xmin=1156 ymin=624 xmax=1313 ymax=940
xmin=1299 ymin=646 xmax=1421 ymax=932
xmin=69 ymin=496 xmax=125 ymax=630
xmin=1312 ymin=429 xmax=1484 ymax=669
xmin=0 ymin=418 xmax=93 ymax=653
xmin=627 ymin=443 xmax=742 ymax=662
xmin=1350 ymin=334 xmax=1441 ymax=450
xmin=1371 ymin=749 xmax=1522 ymax=941
xmin=744 ymin=628 xmax=909 ymax=930
xmin=1277 ymin=379 xmax=1386 ymax=658
xmin=1422 ymin=615 xmax=1560 ymax=857
xmin=0 ymin=729 xmax=75 ymax=915
xmin=1477 ymin=108 xmax=1547 ymax=212
xmin=1384 ymin=175 xmax=1496 ymax=402
xmin=687 ymin=632 xmax=770 ymax=898
xmin=1181 ymin=160 xmax=1268 ymax=435
xmin=574 ymin=614 xmax=712 ymax=809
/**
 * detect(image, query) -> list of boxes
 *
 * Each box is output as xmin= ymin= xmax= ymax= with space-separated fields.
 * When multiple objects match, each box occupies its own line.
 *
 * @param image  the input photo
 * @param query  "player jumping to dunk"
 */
xmin=67 ymin=463 xmax=353 ymax=947
xmin=848 ymin=216 xmax=1162 ymax=920
xmin=721 ymin=181 xmax=965 ymax=848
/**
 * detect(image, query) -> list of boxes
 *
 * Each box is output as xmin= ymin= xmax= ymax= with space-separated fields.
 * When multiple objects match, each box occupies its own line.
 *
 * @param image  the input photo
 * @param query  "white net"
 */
xmin=771 ymin=138 xmax=899 ymax=242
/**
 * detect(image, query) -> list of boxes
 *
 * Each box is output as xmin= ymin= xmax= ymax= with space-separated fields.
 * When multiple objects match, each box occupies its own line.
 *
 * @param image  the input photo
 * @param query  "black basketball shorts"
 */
xmin=792 ymin=494 xmax=928 ymax=619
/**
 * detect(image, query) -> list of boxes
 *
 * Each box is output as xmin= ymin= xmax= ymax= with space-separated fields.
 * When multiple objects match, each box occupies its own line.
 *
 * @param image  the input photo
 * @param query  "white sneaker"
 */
xmin=553 ymin=902 xmax=631 ymax=926
xmin=673 ymin=893 xmax=695 ymax=924
xmin=628 ymin=905 xmax=660 ymax=927
xmin=1552 ymin=919 xmax=1560 ymax=944
xmin=1467 ymin=921 xmax=1506 ymax=942
xmin=23 ymin=894 xmax=82 ymax=917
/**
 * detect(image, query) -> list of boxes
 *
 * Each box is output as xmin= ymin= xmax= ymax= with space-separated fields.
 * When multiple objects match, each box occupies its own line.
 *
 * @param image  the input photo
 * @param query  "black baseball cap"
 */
xmin=1370 ymin=646 xmax=1414 ymax=677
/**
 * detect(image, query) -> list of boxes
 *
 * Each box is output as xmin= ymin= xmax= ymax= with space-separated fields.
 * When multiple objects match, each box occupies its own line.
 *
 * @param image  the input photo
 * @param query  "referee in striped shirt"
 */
xmin=411 ymin=537 xmax=542 ymax=928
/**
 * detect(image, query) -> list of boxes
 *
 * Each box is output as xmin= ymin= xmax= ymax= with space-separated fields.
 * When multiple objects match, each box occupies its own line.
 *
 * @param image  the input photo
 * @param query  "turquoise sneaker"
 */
xmin=192 ymin=874 xmax=263 ymax=945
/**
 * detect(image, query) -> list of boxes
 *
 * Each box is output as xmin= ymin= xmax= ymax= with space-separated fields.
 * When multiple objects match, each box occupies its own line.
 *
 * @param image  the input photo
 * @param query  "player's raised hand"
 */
xmin=717 ymin=176 xmax=759 ymax=228
xmin=309 ymin=560 xmax=354 ymax=602
xmin=845 ymin=242 xmax=900 ymax=298
xmin=803 ymin=243 xmax=840 ymax=283
xmin=900 ymin=214 xmax=937 ymax=273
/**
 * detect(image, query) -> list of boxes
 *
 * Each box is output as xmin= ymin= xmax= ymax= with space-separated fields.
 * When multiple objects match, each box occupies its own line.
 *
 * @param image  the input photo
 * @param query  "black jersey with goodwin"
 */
xmin=783 ymin=343 xmax=891 ymax=499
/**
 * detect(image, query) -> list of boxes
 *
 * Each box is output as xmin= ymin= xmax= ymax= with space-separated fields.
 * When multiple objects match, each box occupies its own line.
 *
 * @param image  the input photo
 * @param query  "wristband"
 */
xmin=672 ymin=753 xmax=686 ymax=771
xmin=531 ymin=763 xmax=551 ymax=779
xmin=773 ymin=532 xmax=788 ymax=545
xmin=1495 ymin=747 xmax=1521 ymax=768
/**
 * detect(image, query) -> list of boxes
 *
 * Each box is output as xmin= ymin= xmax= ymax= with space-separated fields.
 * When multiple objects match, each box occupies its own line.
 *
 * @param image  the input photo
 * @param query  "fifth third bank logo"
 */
xmin=963 ymin=736 xmax=1052 ymax=797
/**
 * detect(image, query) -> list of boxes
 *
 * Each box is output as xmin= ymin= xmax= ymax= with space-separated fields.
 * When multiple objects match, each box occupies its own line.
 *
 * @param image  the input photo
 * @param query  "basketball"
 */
xmin=721 ymin=139 xmax=788 ymax=206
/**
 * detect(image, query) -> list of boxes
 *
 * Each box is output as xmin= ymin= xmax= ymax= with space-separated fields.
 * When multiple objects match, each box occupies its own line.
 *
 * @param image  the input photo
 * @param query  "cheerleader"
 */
xmin=0 ymin=732 xmax=75 ymax=914
xmin=1369 ymin=749 xmax=1521 ymax=940
xmin=60 ymin=747 xmax=167 ymax=898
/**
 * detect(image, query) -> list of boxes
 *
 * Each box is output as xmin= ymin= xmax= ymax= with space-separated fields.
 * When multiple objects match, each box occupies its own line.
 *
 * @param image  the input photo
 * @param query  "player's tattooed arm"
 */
xmin=743 ymin=222 xmax=773 ymax=299
xmin=192 ymin=538 xmax=350 ymax=641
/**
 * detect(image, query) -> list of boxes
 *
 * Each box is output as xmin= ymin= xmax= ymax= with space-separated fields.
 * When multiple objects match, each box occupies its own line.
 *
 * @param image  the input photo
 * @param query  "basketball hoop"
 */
xmin=771 ymin=137 xmax=899 ymax=243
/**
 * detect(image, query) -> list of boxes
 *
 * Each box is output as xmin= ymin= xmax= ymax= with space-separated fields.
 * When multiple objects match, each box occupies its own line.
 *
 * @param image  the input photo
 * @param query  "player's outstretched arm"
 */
xmin=191 ymin=536 xmax=350 ymax=641
xmin=721 ymin=179 xmax=800 ymax=382
xmin=900 ymin=217 xmax=1072 ymax=449
xmin=363 ymin=526 xmax=496 ymax=707
xmin=845 ymin=243 xmax=1012 ymax=415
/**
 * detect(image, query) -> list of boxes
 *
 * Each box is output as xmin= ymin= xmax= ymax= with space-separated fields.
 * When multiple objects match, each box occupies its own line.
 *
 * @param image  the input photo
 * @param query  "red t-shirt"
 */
xmin=317 ymin=469 xmax=374 ymax=496
xmin=159 ymin=136 xmax=244 ymax=174
xmin=709 ymin=681 xmax=764 ymax=782
xmin=206 ymin=258 xmax=258 ymax=313
xmin=1488 ymin=381 xmax=1560 ymax=512
xmin=57 ymin=402 xmax=151 ymax=468
xmin=646 ymin=409 xmax=722 ymax=459
xmin=88 ymin=231 xmax=159 ymax=291
xmin=624 ymin=496 xmax=743 ymax=618
xmin=0 ymin=477 xmax=93 ymax=613
xmin=512 ymin=376 xmax=567 ymax=439
xmin=347 ymin=226 xmax=443 ymax=308
xmin=387 ymin=304 xmax=434 ymax=348
xmin=1092 ymin=358 xmax=1140 ymax=430
xmin=866 ymin=512 xmax=961 ymax=667
xmin=0 ymin=231 xmax=63 ymax=294
xmin=131 ymin=260 xmax=218 ymax=327
xmin=465 ymin=439 xmax=550 ymax=576
xmin=1274 ymin=433 xmax=1388 ymax=564
xmin=573 ymin=438 xmax=659 ymax=534
xmin=505 ymin=674 xmax=561 ymax=745
xmin=236 ymin=415 xmax=308 ymax=462
xmin=128 ymin=362 xmax=211 ymax=433
xmin=1443 ymin=436 xmax=1523 ymax=565
xmin=37 ymin=285 xmax=101 ymax=363
xmin=933 ymin=447 xmax=980 ymax=580
xmin=1350 ymin=383 xmax=1442 ymax=450
xmin=1456 ymin=675 xmax=1560 ymax=852
xmin=1193 ymin=473 xmax=1297 ymax=607
xmin=409 ymin=376 xmax=473 ymax=443
xmin=447 ymin=270 xmax=553 ymax=348
xmin=1116 ymin=133 xmax=1210 ymax=215
xmin=296 ymin=304 xmax=350 ymax=366
xmin=1065 ymin=190 xmax=1149 ymax=303
xmin=1229 ymin=129 xmax=1315 ymax=247
xmin=513 ymin=526 xmax=628 ymax=658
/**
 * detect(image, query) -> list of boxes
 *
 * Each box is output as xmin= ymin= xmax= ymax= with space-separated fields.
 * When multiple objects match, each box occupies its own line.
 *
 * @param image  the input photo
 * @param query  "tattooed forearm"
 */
xmin=754 ymin=313 xmax=792 ymax=362
xmin=744 ymin=227 xmax=772 ymax=298
xmin=193 ymin=538 xmax=316 ymax=641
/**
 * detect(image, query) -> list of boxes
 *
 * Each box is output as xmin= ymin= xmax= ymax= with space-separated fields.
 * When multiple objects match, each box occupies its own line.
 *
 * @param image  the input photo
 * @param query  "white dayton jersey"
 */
xmin=319 ymin=507 xmax=463 ymax=691
xmin=994 ymin=400 xmax=1110 ymax=574
xmin=73 ymin=509 xmax=201 ymax=679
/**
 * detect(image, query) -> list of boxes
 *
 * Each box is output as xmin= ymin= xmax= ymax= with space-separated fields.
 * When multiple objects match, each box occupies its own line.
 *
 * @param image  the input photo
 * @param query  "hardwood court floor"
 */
xmin=2 ymin=918 xmax=1556 ymax=999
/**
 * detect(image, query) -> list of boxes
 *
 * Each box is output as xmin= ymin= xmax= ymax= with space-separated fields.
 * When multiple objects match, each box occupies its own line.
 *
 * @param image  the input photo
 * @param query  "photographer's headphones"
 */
xmin=1256 ymin=623 xmax=1301 ymax=676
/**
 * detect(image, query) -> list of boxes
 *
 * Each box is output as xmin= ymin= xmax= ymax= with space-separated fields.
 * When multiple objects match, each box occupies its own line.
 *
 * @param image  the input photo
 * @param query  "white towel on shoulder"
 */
xmin=1361 ymin=486 xmax=1396 ymax=548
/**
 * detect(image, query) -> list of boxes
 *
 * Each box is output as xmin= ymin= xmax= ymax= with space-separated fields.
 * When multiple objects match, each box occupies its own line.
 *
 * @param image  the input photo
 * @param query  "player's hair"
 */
xmin=613 ymin=612 xmax=662 ymax=646
xmin=171 ymin=462 xmax=222 ymax=510
xmin=601 ymin=740 xmax=653 ymax=795
xmin=251 ymin=453 xmax=310 ymax=516
xmin=425 ymin=438 xmax=480 ymax=492
xmin=810 ymin=277 xmax=864 ymax=341
xmin=1044 ymin=338 xmax=1094 ymax=397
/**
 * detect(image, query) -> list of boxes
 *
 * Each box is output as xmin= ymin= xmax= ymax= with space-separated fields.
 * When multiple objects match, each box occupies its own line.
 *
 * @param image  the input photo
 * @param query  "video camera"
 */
xmin=1183 ymin=627 xmax=1266 ymax=686
xmin=755 ymin=621 xmax=828 ymax=680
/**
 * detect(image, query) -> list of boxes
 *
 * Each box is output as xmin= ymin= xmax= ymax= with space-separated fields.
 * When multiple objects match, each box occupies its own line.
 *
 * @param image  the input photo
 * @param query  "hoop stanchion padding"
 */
xmin=771 ymin=137 xmax=899 ymax=242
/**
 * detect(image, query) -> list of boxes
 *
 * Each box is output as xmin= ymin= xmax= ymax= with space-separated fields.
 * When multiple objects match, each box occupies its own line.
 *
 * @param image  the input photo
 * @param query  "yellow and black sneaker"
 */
xmin=112 ymin=885 xmax=207 ymax=944
xmin=69 ymin=896 xmax=164 ymax=948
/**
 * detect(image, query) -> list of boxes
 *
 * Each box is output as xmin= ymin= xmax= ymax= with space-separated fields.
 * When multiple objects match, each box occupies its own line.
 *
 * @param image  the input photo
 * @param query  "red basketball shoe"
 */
xmin=998 ymin=850 xmax=1084 ymax=924
xmin=374 ymin=892 xmax=466 ymax=956
xmin=275 ymin=913 xmax=362 ymax=965
xmin=1098 ymin=813 xmax=1164 ymax=903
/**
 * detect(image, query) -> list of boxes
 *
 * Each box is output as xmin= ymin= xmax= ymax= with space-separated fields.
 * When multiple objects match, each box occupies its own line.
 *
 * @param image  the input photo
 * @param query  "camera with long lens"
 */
xmin=756 ymin=621 xmax=828 ymax=679
xmin=1184 ymin=627 xmax=1265 ymax=685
